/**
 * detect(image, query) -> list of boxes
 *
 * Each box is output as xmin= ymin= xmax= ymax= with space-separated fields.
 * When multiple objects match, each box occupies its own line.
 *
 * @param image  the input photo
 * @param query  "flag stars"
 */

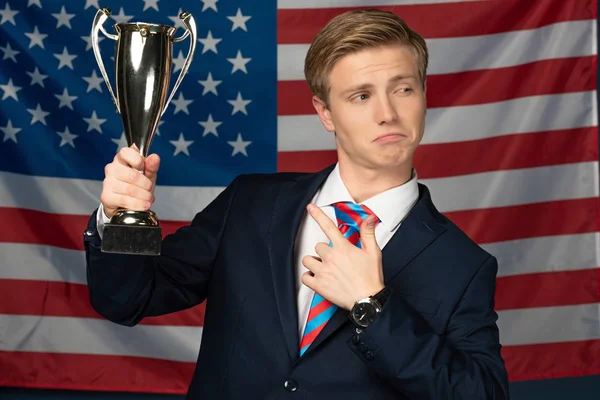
xmin=199 ymin=114 xmax=222 ymax=137
xmin=25 ymin=26 xmax=47 ymax=49
xmin=0 ymin=3 xmax=18 ymax=26
xmin=84 ymin=111 xmax=106 ymax=133
xmin=168 ymin=8 xmax=186 ymax=30
xmin=170 ymin=133 xmax=193 ymax=156
xmin=171 ymin=93 xmax=193 ymax=114
xmin=56 ymin=126 xmax=78 ymax=148
xmin=110 ymin=7 xmax=134 ymax=24
xmin=228 ymin=92 xmax=251 ymax=115
xmin=28 ymin=0 xmax=42 ymax=8
xmin=227 ymin=50 xmax=251 ymax=74
xmin=228 ymin=133 xmax=251 ymax=156
xmin=54 ymin=47 xmax=77 ymax=70
xmin=143 ymin=0 xmax=160 ymax=12
xmin=28 ymin=104 xmax=50 ymax=126
xmin=0 ymin=42 xmax=19 ymax=63
xmin=0 ymin=79 xmax=21 ymax=101
xmin=52 ymin=6 xmax=75 ymax=29
xmin=27 ymin=67 xmax=47 ymax=87
xmin=83 ymin=70 xmax=104 ymax=93
xmin=85 ymin=0 xmax=100 ymax=9
xmin=111 ymin=132 xmax=129 ymax=151
xmin=198 ymin=30 xmax=221 ymax=54
xmin=1 ymin=120 xmax=21 ymax=143
xmin=172 ymin=50 xmax=186 ymax=73
xmin=227 ymin=8 xmax=251 ymax=32
xmin=81 ymin=34 xmax=103 ymax=51
xmin=55 ymin=88 xmax=77 ymax=110
xmin=198 ymin=72 xmax=221 ymax=96
xmin=201 ymin=0 xmax=218 ymax=12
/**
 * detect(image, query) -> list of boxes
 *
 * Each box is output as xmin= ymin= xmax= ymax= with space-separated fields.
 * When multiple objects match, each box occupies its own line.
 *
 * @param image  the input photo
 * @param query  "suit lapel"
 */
xmin=301 ymin=183 xmax=447 ymax=357
xmin=268 ymin=164 xmax=336 ymax=362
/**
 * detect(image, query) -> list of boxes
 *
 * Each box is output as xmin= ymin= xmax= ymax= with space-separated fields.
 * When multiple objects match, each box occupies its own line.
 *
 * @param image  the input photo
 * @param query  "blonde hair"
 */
xmin=304 ymin=9 xmax=428 ymax=107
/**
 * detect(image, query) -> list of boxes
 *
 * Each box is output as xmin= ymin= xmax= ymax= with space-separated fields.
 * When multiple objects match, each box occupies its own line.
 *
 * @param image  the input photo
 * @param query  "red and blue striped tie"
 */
xmin=299 ymin=201 xmax=380 ymax=356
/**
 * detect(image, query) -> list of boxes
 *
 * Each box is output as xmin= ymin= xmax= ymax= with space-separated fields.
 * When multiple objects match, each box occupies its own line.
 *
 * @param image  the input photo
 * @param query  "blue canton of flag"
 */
xmin=0 ymin=0 xmax=277 ymax=187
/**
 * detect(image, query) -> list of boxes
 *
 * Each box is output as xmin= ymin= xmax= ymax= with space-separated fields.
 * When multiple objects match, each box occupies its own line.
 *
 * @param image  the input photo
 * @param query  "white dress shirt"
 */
xmin=96 ymin=163 xmax=420 ymax=338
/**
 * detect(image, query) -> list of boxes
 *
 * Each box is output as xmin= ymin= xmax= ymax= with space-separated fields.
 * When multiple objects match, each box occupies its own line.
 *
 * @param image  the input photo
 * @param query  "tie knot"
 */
xmin=331 ymin=201 xmax=379 ymax=231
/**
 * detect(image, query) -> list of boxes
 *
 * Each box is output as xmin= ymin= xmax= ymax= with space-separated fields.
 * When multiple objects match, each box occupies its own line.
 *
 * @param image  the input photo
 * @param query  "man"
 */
xmin=84 ymin=9 xmax=510 ymax=399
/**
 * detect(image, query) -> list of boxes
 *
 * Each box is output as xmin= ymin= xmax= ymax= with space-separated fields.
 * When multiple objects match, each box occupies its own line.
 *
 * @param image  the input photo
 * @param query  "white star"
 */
xmin=228 ymin=133 xmax=251 ymax=156
xmin=0 ymin=42 xmax=19 ymax=63
xmin=111 ymin=132 xmax=129 ymax=151
xmin=0 ymin=79 xmax=21 ymax=101
xmin=227 ymin=50 xmax=251 ymax=74
xmin=0 ymin=3 xmax=18 ymax=26
xmin=201 ymin=0 xmax=218 ymax=12
xmin=111 ymin=7 xmax=134 ymax=24
xmin=228 ymin=92 xmax=251 ymax=115
xmin=227 ymin=8 xmax=251 ymax=32
xmin=156 ymin=120 xmax=164 ymax=136
xmin=198 ymin=30 xmax=222 ymax=54
xmin=25 ymin=26 xmax=47 ymax=49
xmin=172 ymin=50 xmax=186 ymax=73
xmin=27 ymin=104 xmax=50 ymax=126
xmin=52 ymin=6 xmax=75 ymax=29
xmin=170 ymin=133 xmax=193 ymax=156
xmin=54 ymin=47 xmax=77 ymax=70
xmin=171 ymin=93 xmax=193 ymax=114
xmin=56 ymin=126 xmax=78 ymax=148
xmin=27 ymin=67 xmax=47 ymax=87
xmin=28 ymin=0 xmax=42 ymax=8
xmin=55 ymin=88 xmax=77 ymax=110
xmin=81 ymin=34 xmax=103 ymax=51
xmin=198 ymin=72 xmax=221 ymax=96
xmin=143 ymin=0 xmax=160 ymax=12
xmin=84 ymin=111 xmax=106 ymax=133
xmin=83 ymin=70 xmax=104 ymax=93
xmin=84 ymin=0 xmax=100 ymax=9
xmin=199 ymin=114 xmax=222 ymax=137
xmin=168 ymin=8 xmax=185 ymax=30
xmin=1 ymin=120 xmax=21 ymax=143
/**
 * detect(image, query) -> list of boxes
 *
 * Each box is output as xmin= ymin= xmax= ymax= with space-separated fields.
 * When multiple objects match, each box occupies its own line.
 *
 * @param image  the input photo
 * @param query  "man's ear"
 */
xmin=312 ymin=95 xmax=335 ymax=132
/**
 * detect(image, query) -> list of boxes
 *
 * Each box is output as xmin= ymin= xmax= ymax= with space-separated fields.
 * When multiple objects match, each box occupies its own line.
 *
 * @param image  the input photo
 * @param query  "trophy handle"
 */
xmin=161 ymin=11 xmax=197 ymax=118
xmin=91 ymin=7 xmax=120 ymax=113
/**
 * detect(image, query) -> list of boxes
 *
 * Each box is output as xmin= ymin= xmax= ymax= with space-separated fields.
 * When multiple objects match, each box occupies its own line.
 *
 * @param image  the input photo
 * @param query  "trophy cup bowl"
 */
xmin=91 ymin=7 xmax=197 ymax=255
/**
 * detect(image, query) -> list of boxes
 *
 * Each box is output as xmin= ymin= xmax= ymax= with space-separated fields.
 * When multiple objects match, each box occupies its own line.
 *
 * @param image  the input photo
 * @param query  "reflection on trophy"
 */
xmin=91 ymin=7 xmax=197 ymax=256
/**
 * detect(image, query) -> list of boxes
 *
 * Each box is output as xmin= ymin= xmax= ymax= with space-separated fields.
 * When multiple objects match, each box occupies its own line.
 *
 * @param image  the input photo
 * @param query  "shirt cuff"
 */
xmin=96 ymin=203 xmax=110 ymax=239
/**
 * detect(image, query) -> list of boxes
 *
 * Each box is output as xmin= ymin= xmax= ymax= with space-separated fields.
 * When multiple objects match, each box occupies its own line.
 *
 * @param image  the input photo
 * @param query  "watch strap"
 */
xmin=372 ymin=286 xmax=392 ymax=308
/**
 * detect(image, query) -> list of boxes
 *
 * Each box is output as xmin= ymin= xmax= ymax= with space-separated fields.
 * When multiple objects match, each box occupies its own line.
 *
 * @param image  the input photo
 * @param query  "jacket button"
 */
xmin=352 ymin=334 xmax=360 ymax=344
xmin=358 ymin=343 xmax=368 ymax=353
xmin=284 ymin=379 xmax=298 ymax=392
xmin=365 ymin=351 xmax=375 ymax=361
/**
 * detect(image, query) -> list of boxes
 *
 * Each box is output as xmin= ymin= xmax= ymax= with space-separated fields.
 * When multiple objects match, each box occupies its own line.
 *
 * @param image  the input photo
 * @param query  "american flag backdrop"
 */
xmin=0 ymin=0 xmax=598 ymax=394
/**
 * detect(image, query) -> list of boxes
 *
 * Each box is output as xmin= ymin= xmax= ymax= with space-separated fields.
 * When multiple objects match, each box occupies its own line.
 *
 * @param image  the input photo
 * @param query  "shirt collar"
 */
xmin=314 ymin=163 xmax=419 ymax=232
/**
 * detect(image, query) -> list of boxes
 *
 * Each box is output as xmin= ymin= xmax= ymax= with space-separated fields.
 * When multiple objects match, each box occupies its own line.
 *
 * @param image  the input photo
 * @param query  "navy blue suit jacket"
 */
xmin=84 ymin=164 xmax=510 ymax=399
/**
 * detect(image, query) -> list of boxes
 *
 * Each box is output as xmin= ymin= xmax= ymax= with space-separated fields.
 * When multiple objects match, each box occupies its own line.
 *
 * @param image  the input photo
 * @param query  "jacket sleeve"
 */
xmin=83 ymin=175 xmax=241 ymax=327
xmin=348 ymin=255 xmax=510 ymax=399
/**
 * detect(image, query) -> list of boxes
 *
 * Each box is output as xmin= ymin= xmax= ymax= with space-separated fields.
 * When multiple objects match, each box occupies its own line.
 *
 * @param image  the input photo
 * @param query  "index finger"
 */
xmin=306 ymin=203 xmax=344 ymax=245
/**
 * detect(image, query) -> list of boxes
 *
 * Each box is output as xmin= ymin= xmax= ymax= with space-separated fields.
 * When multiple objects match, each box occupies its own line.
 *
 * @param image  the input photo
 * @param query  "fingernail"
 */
xmin=367 ymin=216 xmax=375 ymax=228
xmin=307 ymin=203 xmax=315 ymax=212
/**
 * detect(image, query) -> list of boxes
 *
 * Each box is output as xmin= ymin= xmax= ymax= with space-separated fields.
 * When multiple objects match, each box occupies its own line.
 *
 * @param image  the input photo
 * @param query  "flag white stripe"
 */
xmin=497 ymin=304 xmax=600 ymax=346
xmin=421 ymin=162 xmax=598 ymax=213
xmin=1 ymin=304 xmax=597 ymax=358
xmin=277 ymin=21 xmax=596 ymax=80
xmin=277 ymin=0 xmax=486 ymax=9
xmin=1 ymin=233 xmax=597 ymax=285
xmin=483 ymin=233 xmax=599 ymax=278
xmin=0 ymin=315 xmax=202 ymax=363
xmin=278 ymin=91 xmax=596 ymax=151
xmin=0 ymin=162 xmax=593 ymax=219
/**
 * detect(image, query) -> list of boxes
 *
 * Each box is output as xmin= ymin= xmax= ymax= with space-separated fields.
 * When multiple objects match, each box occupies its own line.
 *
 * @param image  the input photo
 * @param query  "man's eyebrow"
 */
xmin=339 ymin=74 xmax=417 ymax=96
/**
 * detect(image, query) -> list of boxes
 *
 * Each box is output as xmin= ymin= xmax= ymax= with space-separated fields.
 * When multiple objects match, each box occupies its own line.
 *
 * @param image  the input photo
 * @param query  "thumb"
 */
xmin=360 ymin=215 xmax=379 ymax=251
xmin=144 ymin=154 xmax=160 ymax=187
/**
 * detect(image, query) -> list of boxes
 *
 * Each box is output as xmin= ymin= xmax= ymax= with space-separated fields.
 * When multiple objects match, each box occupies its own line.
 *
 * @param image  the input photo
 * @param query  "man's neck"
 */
xmin=338 ymin=162 xmax=413 ymax=204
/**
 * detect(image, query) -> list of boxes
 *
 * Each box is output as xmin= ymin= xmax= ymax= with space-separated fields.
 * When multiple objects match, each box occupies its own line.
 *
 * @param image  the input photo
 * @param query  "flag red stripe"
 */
xmin=0 ymin=208 xmax=187 ymax=251
xmin=278 ymin=56 xmax=596 ymax=115
xmin=445 ymin=198 xmax=599 ymax=245
xmin=278 ymin=127 xmax=598 ymax=178
xmin=277 ymin=0 xmax=594 ymax=44
xmin=2 ymin=268 xmax=597 ymax=322
xmin=503 ymin=340 xmax=600 ymax=381
xmin=0 ymin=351 xmax=192 ymax=394
xmin=0 ymin=279 xmax=205 ymax=326
xmin=495 ymin=269 xmax=600 ymax=311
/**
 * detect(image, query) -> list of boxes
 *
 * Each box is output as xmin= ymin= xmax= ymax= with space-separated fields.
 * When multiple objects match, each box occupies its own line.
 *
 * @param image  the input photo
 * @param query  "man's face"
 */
xmin=313 ymin=43 xmax=426 ymax=173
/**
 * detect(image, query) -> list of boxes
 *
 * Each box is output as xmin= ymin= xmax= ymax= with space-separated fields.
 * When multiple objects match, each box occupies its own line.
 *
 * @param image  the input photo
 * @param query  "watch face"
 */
xmin=352 ymin=302 xmax=377 ymax=327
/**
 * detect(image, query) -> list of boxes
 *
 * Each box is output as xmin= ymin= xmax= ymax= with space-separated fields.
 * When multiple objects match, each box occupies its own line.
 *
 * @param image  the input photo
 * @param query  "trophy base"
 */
xmin=101 ymin=210 xmax=162 ymax=256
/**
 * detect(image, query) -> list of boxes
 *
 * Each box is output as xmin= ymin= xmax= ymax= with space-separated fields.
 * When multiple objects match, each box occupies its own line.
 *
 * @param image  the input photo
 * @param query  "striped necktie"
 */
xmin=299 ymin=201 xmax=380 ymax=356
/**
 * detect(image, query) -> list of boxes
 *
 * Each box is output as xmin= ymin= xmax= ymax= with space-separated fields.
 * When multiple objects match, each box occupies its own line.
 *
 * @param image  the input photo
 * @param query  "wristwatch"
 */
xmin=349 ymin=286 xmax=392 ymax=328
